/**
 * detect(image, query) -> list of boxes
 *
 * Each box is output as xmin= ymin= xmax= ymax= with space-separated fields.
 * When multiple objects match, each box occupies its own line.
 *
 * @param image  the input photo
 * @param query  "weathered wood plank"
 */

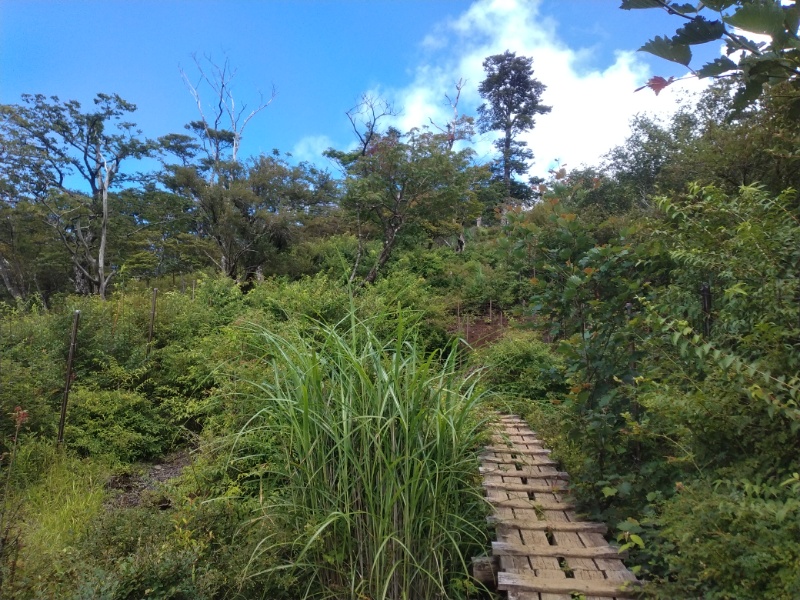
xmin=520 ymin=528 xmax=569 ymax=600
xmin=488 ymin=518 xmax=607 ymax=534
xmin=479 ymin=455 xmax=558 ymax=466
xmin=483 ymin=481 xmax=568 ymax=493
xmin=479 ymin=466 xmax=569 ymax=479
xmin=493 ymin=542 xmax=627 ymax=560
xmin=484 ymin=446 xmax=552 ymax=455
xmin=498 ymin=573 xmax=642 ymax=598
xmin=485 ymin=414 xmax=640 ymax=600
xmin=488 ymin=498 xmax=575 ymax=510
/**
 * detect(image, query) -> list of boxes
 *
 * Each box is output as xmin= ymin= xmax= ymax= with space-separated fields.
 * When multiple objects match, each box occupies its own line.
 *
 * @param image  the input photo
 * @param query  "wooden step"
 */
xmin=479 ymin=455 xmax=558 ymax=467
xmin=498 ymin=573 xmax=642 ymax=598
xmin=493 ymin=541 xmax=627 ymax=560
xmin=479 ymin=466 xmax=569 ymax=479
xmin=488 ymin=498 xmax=574 ymax=510
xmin=482 ymin=481 xmax=568 ymax=493
xmin=484 ymin=446 xmax=552 ymax=455
xmin=488 ymin=518 xmax=607 ymax=534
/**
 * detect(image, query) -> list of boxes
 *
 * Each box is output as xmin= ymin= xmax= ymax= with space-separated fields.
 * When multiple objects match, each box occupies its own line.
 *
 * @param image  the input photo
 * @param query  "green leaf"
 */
xmin=629 ymin=534 xmax=645 ymax=549
xmin=785 ymin=5 xmax=800 ymax=39
xmin=786 ymin=96 xmax=800 ymax=120
xmin=701 ymin=0 xmax=737 ymax=10
xmin=732 ymin=78 xmax=764 ymax=111
xmin=640 ymin=36 xmax=693 ymax=66
xmin=602 ymin=486 xmax=618 ymax=497
xmin=725 ymin=2 xmax=786 ymax=38
xmin=620 ymin=0 xmax=662 ymax=8
xmin=669 ymin=3 xmax=698 ymax=15
xmin=673 ymin=18 xmax=726 ymax=45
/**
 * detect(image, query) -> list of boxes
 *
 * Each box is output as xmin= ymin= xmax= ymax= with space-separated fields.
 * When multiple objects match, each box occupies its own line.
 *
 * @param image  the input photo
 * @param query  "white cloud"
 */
xmin=379 ymin=0 xmax=709 ymax=178
xmin=290 ymin=134 xmax=336 ymax=165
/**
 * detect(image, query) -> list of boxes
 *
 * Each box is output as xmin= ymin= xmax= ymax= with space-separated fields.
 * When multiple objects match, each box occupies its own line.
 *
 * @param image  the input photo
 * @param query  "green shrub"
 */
xmin=65 ymin=388 xmax=173 ymax=462
xmin=473 ymin=330 xmax=566 ymax=400
xmin=244 ymin=275 xmax=351 ymax=324
xmin=648 ymin=476 xmax=800 ymax=599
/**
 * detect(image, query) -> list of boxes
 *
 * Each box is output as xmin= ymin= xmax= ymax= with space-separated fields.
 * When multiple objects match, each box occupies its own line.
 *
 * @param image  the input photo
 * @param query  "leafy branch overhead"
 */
xmin=622 ymin=0 xmax=800 ymax=114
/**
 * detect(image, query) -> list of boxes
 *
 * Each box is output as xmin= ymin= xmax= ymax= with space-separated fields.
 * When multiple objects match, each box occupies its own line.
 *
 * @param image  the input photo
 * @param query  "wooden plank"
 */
xmin=480 ymin=466 xmax=569 ymax=479
xmin=546 ymin=510 xmax=607 ymax=600
xmin=489 ymin=498 xmax=575 ymax=510
xmin=483 ymin=481 xmax=568 ymax=493
xmin=492 ymin=435 xmax=542 ymax=444
xmin=519 ymin=528 xmax=569 ymax=600
xmin=594 ymin=558 xmax=638 ymax=582
xmin=484 ymin=414 xmax=639 ymax=600
xmin=504 ymin=434 xmax=542 ymax=443
xmin=493 ymin=542 xmax=627 ymax=560
xmin=488 ymin=518 xmax=607 ymax=534
xmin=485 ymin=446 xmax=552 ymax=455
xmin=471 ymin=556 xmax=498 ymax=586
xmin=479 ymin=455 xmax=558 ymax=466
xmin=498 ymin=573 xmax=642 ymax=598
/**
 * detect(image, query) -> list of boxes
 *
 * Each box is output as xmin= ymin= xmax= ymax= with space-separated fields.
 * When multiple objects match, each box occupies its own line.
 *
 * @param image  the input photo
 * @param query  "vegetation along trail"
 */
xmin=2 ymin=1 xmax=800 ymax=598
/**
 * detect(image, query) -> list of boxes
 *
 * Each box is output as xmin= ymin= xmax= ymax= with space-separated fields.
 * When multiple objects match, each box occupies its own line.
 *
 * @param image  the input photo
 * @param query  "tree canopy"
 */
xmin=477 ymin=51 xmax=550 ymax=211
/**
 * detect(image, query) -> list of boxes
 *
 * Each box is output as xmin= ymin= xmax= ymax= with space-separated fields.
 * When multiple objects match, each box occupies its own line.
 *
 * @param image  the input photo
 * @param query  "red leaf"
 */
xmin=635 ymin=76 xmax=675 ymax=96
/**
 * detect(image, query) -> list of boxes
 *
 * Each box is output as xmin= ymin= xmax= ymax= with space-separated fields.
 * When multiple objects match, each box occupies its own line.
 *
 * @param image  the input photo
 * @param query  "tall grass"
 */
xmin=240 ymin=310 xmax=489 ymax=599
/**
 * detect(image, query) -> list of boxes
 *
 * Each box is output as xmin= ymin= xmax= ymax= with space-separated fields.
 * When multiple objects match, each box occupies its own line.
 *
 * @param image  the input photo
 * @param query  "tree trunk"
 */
xmin=96 ymin=157 xmax=116 ymax=301
xmin=73 ymin=264 xmax=92 ymax=295
xmin=363 ymin=224 xmax=401 ymax=285
xmin=501 ymin=129 xmax=512 ymax=225
xmin=0 ymin=256 xmax=23 ymax=301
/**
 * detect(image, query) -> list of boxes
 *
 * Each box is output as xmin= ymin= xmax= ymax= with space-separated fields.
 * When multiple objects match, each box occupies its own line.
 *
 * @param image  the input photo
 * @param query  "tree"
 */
xmin=161 ymin=55 xmax=303 ymax=280
xmin=0 ymin=93 xmax=153 ymax=299
xmin=477 ymin=51 xmax=550 ymax=213
xmin=624 ymin=0 xmax=800 ymax=116
xmin=179 ymin=53 xmax=276 ymax=178
xmin=335 ymin=127 xmax=486 ymax=285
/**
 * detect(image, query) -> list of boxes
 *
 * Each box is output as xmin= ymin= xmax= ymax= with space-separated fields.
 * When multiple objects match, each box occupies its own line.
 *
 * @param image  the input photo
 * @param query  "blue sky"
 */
xmin=1 ymin=1 xmax=720 ymax=179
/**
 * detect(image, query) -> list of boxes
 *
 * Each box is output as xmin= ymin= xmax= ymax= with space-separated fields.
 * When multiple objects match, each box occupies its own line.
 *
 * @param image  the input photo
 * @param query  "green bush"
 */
xmin=649 ymin=477 xmax=800 ymax=599
xmin=65 ymin=388 xmax=173 ymax=462
xmin=473 ymin=330 xmax=566 ymax=400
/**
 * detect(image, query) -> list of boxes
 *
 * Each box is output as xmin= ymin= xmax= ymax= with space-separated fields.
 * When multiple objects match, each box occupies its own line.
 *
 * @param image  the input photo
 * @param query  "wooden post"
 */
xmin=489 ymin=298 xmax=494 ymax=323
xmin=471 ymin=556 xmax=499 ymax=587
xmin=57 ymin=310 xmax=80 ymax=446
xmin=146 ymin=288 xmax=158 ymax=358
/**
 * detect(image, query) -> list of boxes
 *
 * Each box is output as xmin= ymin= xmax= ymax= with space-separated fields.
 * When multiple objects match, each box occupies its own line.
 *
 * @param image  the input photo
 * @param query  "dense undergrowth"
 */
xmin=3 ymin=82 xmax=800 ymax=600
xmin=0 ymin=262 xmax=512 ymax=599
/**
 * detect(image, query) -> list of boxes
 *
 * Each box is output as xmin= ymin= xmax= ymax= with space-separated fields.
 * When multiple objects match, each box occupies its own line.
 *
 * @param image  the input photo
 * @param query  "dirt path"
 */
xmin=107 ymin=449 xmax=192 ymax=509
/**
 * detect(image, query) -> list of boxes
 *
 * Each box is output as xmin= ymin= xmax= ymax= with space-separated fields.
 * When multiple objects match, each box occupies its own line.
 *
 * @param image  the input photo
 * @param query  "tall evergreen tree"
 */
xmin=477 ymin=51 xmax=550 ymax=213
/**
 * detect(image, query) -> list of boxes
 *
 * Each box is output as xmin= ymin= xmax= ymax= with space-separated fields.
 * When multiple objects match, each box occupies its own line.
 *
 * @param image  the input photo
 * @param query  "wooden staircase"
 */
xmin=480 ymin=414 xmax=641 ymax=600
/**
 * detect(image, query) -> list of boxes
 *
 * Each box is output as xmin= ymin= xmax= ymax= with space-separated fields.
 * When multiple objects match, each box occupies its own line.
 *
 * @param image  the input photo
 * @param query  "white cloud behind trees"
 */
xmin=295 ymin=0 xmax=708 ymax=179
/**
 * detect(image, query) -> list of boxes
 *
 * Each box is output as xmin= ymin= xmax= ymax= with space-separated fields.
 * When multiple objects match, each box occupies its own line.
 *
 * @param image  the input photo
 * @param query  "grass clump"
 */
xmin=240 ymin=311 xmax=490 ymax=599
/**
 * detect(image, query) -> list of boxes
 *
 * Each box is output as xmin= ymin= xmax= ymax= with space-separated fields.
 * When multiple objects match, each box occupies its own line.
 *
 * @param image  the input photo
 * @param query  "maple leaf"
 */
xmin=634 ymin=76 xmax=676 ymax=96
